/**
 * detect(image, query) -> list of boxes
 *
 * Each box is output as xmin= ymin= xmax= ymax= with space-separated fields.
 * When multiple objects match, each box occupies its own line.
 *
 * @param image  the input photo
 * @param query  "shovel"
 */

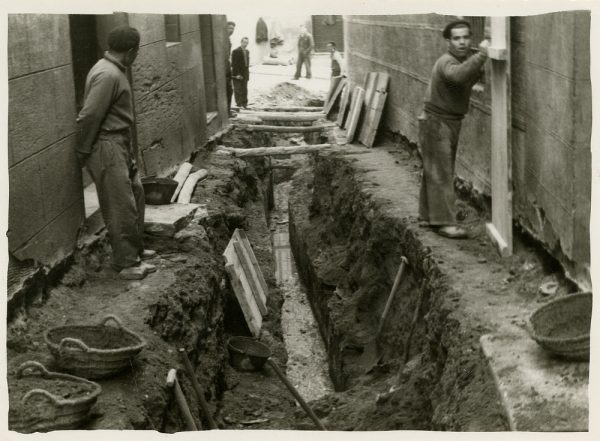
xmin=357 ymin=256 xmax=409 ymax=373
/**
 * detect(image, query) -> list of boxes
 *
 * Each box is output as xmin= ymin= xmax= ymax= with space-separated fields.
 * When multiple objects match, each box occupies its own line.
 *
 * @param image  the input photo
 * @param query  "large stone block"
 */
xmin=8 ymin=156 xmax=46 ymax=250
xmin=128 ymin=13 xmax=166 ymax=47
xmin=180 ymin=14 xmax=200 ymax=35
xmin=145 ymin=203 xmax=200 ymax=237
xmin=8 ymin=14 xmax=71 ymax=79
xmin=9 ymin=66 xmax=77 ymax=166
xmin=131 ymin=40 xmax=170 ymax=97
xmin=524 ymin=12 xmax=576 ymax=79
xmin=38 ymin=135 xmax=83 ymax=222
xmin=12 ymin=199 xmax=83 ymax=266
xmin=525 ymin=64 xmax=575 ymax=145
xmin=135 ymin=80 xmax=185 ymax=150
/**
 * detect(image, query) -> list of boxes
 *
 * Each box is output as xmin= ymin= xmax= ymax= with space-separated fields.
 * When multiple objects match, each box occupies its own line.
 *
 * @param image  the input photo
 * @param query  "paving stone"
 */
xmin=480 ymin=332 xmax=588 ymax=431
xmin=144 ymin=203 xmax=200 ymax=237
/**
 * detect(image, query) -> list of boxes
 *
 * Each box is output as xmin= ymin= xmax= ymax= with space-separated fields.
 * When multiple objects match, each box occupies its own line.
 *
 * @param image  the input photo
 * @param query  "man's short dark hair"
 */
xmin=241 ymin=37 xmax=249 ymax=42
xmin=227 ymin=21 xmax=236 ymax=27
xmin=442 ymin=20 xmax=471 ymax=39
xmin=327 ymin=41 xmax=336 ymax=47
xmin=107 ymin=26 xmax=140 ymax=52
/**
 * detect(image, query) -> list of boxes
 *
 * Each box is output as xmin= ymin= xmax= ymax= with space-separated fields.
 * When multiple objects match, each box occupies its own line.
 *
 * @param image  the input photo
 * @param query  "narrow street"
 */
xmin=6 ymin=11 xmax=592 ymax=435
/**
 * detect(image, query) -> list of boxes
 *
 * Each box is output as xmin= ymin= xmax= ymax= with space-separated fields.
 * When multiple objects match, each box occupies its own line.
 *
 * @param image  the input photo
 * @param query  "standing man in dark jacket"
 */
xmin=76 ymin=26 xmax=156 ymax=279
xmin=293 ymin=24 xmax=314 ymax=80
xmin=232 ymin=37 xmax=250 ymax=108
xmin=419 ymin=20 xmax=489 ymax=239
xmin=225 ymin=21 xmax=236 ymax=116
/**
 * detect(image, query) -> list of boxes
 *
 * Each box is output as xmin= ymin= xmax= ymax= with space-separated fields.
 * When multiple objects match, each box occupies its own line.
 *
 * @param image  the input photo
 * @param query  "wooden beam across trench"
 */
xmin=217 ymin=144 xmax=333 ymax=158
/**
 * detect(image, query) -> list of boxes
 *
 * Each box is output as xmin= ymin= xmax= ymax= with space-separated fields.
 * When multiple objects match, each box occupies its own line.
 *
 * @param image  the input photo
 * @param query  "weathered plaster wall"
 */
xmin=8 ymin=14 xmax=83 ymax=265
xmin=344 ymin=12 xmax=591 ymax=287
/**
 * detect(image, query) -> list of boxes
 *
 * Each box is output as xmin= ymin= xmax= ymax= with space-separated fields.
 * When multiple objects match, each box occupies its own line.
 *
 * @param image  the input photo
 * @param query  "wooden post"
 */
xmin=486 ymin=16 xmax=513 ymax=257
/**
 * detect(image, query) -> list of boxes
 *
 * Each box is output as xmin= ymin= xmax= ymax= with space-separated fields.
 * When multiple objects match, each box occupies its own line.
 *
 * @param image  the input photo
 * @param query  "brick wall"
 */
xmin=344 ymin=12 xmax=591 ymax=287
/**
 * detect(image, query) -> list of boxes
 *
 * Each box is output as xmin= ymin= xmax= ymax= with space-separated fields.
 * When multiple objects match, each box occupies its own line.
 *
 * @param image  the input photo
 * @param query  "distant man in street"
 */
xmin=76 ymin=26 xmax=156 ymax=280
xmin=232 ymin=37 xmax=250 ymax=109
xmin=326 ymin=41 xmax=344 ymax=77
xmin=418 ymin=20 xmax=489 ymax=239
xmin=293 ymin=24 xmax=314 ymax=80
xmin=225 ymin=21 xmax=236 ymax=116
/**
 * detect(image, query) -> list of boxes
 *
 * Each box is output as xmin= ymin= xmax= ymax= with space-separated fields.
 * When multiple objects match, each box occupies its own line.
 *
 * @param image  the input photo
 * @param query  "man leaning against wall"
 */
xmin=76 ymin=26 xmax=157 ymax=280
xmin=418 ymin=20 xmax=489 ymax=239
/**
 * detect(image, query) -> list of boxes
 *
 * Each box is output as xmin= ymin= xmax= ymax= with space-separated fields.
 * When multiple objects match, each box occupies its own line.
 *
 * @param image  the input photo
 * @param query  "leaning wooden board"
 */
xmin=358 ymin=73 xmax=390 ymax=147
xmin=345 ymin=87 xmax=365 ymax=142
xmin=233 ymin=228 xmax=269 ymax=306
xmin=224 ymin=262 xmax=262 ymax=337
xmin=324 ymin=78 xmax=347 ymax=116
xmin=358 ymin=90 xmax=388 ymax=147
xmin=336 ymin=84 xmax=351 ymax=127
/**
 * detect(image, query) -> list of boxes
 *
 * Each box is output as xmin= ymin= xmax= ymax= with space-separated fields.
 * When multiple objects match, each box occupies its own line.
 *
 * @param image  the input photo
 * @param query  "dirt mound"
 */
xmin=252 ymin=82 xmax=324 ymax=108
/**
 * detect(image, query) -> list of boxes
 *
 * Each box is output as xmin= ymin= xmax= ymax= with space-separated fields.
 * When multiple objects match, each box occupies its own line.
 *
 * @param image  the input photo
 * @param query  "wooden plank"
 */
xmin=234 ymin=229 xmax=269 ymax=300
xmin=224 ymin=263 xmax=262 ymax=337
xmin=345 ymin=87 xmax=365 ymax=142
xmin=234 ymin=124 xmax=332 ymax=133
xmin=325 ymin=76 xmax=342 ymax=108
xmin=336 ymin=85 xmax=351 ymax=127
xmin=233 ymin=241 xmax=267 ymax=315
xmin=488 ymin=16 xmax=513 ymax=256
xmin=217 ymin=144 xmax=332 ymax=157
xmin=239 ymin=112 xmax=325 ymax=122
xmin=235 ymin=106 xmax=323 ymax=112
xmin=359 ymin=90 xmax=388 ymax=147
xmin=323 ymin=78 xmax=347 ymax=116
xmin=363 ymin=72 xmax=377 ymax=106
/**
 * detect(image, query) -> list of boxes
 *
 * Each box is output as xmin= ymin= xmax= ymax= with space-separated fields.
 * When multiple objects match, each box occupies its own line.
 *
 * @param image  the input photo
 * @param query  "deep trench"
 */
xmin=186 ymin=118 xmax=506 ymax=432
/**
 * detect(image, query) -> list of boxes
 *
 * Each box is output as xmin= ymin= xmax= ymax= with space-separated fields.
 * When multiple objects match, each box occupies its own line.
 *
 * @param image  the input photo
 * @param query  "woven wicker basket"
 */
xmin=529 ymin=292 xmax=592 ymax=361
xmin=44 ymin=314 xmax=146 ymax=379
xmin=9 ymin=361 xmax=101 ymax=433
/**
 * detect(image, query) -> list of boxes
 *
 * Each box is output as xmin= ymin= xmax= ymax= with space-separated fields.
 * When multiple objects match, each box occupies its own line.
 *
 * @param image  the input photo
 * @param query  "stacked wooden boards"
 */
xmin=326 ymin=72 xmax=390 ymax=147
xmin=223 ymin=228 xmax=269 ymax=336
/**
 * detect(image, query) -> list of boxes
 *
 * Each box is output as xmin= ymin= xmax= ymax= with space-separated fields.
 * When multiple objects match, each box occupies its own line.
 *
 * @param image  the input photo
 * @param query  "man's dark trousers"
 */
xmin=294 ymin=53 xmax=312 ymax=79
xmin=233 ymin=78 xmax=248 ymax=107
xmin=86 ymin=131 xmax=145 ymax=270
xmin=418 ymin=112 xmax=462 ymax=226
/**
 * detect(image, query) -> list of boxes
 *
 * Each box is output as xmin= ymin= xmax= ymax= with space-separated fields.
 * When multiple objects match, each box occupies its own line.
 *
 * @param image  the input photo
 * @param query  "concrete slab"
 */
xmin=144 ymin=203 xmax=200 ymax=237
xmin=480 ymin=332 xmax=588 ymax=432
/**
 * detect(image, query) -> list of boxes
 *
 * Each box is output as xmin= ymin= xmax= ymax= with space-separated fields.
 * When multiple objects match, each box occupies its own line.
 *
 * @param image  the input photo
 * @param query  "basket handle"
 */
xmin=58 ymin=337 xmax=91 ymax=353
xmin=100 ymin=314 xmax=124 ymax=329
xmin=16 ymin=361 xmax=51 ymax=379
xmin=22 ymin=388 xmax=61 ymax=406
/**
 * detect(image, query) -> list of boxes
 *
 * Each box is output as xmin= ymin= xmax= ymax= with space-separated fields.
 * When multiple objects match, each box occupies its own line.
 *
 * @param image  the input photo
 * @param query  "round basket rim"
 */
xmin=11 ymin=362 xmax=102 ymax=409
xmin=43 ymin=324 xmax=146 ymax=355
xmin=529 ymin=292 xmax=592 ymax=345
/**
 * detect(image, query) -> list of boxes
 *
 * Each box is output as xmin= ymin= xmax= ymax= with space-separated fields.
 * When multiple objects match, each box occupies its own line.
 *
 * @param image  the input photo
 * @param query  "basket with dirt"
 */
xmin=8 ymin=360 xmax=102 ymax=433
xmin=529 ymin=292 xmax=592 ymax=361
xmin=44 ymin=314 xmax=146 ymax=379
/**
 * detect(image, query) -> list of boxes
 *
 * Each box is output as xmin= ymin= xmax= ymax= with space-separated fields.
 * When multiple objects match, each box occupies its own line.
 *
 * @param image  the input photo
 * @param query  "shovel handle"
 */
xmin=377 ymin=257 xmax=408 ymax=336
xmin=266 ymin=359 xmax=327 ymax=430
xmin=179 ymin=348 xmax=218 ymax=430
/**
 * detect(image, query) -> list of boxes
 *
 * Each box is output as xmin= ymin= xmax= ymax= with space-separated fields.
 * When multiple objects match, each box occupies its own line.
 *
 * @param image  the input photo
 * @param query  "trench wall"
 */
xmin=343 ymin=12 xmax=591 ymax=288
xmin=7 ymin=13 xmax=229 ymax=268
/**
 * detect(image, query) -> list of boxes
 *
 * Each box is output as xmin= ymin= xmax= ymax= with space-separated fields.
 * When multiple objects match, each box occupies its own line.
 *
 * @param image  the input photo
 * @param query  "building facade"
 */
xmin=8 ymin=13 xmax=229 ymax=267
